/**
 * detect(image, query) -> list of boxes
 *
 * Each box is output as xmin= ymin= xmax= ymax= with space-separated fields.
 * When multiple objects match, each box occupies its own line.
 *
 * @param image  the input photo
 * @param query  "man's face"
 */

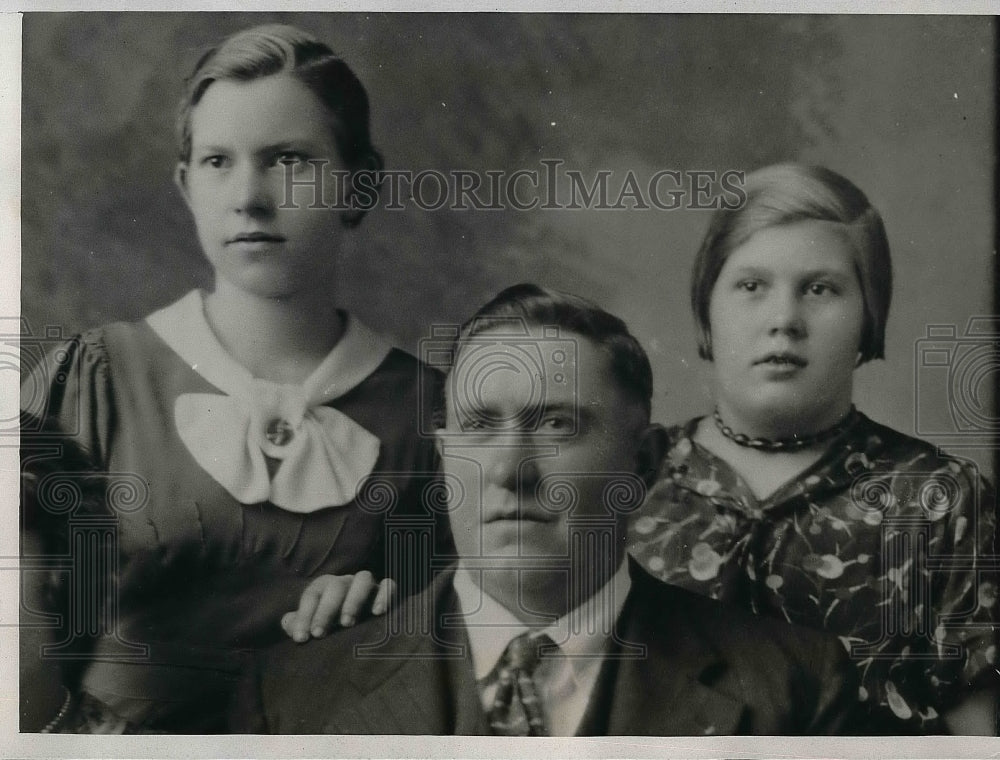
xmin=437 ymin=324 xmax=649 ymax=567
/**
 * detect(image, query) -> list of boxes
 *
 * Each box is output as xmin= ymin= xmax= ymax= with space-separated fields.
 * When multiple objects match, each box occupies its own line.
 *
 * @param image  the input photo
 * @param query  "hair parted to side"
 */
xmin=451 ymin=283 xmax=655 ymax=423
xmin=176 ymin=24 xmax=384 ymax=226
xmin=690 ymin=163 xmax=893 ymax=364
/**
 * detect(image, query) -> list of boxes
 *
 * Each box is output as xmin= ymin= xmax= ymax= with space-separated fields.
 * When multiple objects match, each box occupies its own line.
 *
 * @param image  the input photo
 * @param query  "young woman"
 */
xmin=22 ymin=24 xmax=445 ymax=732
xmin=627 ymin=163 xmax=997 ymax=734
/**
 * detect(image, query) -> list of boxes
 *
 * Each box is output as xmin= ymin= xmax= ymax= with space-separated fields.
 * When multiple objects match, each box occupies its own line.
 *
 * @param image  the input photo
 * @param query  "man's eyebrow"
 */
xmin=541 ymin=401 xmax=577 ymax=415
xmin=456 ymin=401 xmax=494 ymax=416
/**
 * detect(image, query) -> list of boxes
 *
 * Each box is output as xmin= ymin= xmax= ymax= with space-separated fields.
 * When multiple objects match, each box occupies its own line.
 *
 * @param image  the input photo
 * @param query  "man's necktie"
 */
xmin=488 ymin=632 xmax=552 ymax=736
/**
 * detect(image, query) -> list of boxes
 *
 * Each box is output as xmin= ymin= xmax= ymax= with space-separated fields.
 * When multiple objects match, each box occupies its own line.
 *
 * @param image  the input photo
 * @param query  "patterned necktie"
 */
xmin=488 ymin=632 xmax=552 ymax=736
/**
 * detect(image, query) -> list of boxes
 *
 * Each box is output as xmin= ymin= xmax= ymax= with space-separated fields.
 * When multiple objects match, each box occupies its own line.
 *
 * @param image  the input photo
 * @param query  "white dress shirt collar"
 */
xmin=452 ymin=560 xmax=632 ymax=735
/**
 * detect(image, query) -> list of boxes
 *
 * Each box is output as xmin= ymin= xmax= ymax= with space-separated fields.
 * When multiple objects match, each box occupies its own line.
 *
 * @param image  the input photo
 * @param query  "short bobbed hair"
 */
xmin=691 ymin=163 xmax=893 ymax=364
xmin=452 ymin=283 xmax=654 ymax=423
xmin=176 ymin=24 xmax=383 ymax=224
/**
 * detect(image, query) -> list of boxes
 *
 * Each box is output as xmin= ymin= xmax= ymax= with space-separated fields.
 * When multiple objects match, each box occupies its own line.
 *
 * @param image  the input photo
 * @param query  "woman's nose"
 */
xmin=232 ymin=165 xmax=275 ymax=218
xmin=766 ymin=288 xmax=807 ymax=337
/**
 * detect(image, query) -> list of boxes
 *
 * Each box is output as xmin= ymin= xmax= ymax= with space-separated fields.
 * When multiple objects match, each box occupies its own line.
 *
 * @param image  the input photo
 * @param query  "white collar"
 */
xmin=146 ymin=289 xmax=392 ymax=404
xmin=453 ymin=560 xmax=632 ymax=682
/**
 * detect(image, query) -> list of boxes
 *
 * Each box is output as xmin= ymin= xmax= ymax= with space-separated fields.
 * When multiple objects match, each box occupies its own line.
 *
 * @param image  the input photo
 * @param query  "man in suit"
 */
xmin=232 ymin=283 xmax=860 ymax=735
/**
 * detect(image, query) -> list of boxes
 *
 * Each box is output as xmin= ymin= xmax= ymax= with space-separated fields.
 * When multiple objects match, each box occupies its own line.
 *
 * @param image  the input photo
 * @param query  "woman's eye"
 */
xmin=736 ymin=279 xmax=760 ymax=293
xmin=200 ymin=155 xmax=229 ymax=169
xmin=806 ymin=282 xmax=836 ymax=296
xmin=274 ymin=152 xmax=307 ymax=167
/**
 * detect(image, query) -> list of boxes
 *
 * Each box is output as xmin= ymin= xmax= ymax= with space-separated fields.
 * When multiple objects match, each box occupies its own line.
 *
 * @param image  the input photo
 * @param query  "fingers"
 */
xmin=282 ymin=575 xmax=347 ymax=643
xmin=339 ymin=571 xmax=378 ymax=628
xmin=310 ymin=575 xmax=354 ymax=638
xmin=280 ymin=611 xmax=301 ymax=642
xmin=372 ymin=578 xmax=397 ymax=616
xmin=284 ymin=577 xmax=329 ymax=643
xmin=282 ymin=573 xmax=398 ymax=644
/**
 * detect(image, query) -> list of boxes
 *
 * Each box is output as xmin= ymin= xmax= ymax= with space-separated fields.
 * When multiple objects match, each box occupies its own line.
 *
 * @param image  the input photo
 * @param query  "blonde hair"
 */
xmin=176 ymin=24 xmax=383 ymax=226
xmin=690 ymin=163 xmax=892 ymax=363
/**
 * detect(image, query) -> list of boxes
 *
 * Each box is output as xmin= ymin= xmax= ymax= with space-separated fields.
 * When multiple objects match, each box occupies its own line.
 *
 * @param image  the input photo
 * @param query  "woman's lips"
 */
xmin=227 ymin=231 xmax=286 ymax=244
xmin=754 ymin=352 xmax=807 ymax=368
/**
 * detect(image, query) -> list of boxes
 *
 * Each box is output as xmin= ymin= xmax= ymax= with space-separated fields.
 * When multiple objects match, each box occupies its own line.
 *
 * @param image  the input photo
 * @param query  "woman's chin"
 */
xmin=215 ymin=272 xmax=313 ymax=301
xmin=766 ymin=411 xmax=854 ymax=441
xmin=726 ymin=392 xmax=846 ymax=432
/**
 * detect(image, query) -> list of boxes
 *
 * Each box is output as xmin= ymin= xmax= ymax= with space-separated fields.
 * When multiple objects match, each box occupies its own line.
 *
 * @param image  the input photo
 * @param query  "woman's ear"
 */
xmin=174 ymin=163 xmax=192 ymax=209
xmin=636 ymin=423 xmax=668 ymax=489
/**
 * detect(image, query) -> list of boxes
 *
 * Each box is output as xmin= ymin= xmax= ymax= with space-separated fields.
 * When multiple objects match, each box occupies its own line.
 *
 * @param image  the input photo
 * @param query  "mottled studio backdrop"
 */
xmin=21 ymin=12 xmax=996 ymax=477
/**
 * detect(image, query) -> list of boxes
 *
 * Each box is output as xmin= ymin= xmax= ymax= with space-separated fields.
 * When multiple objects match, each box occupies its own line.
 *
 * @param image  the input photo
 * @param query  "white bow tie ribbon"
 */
xmin=175 ymin=382 xmax=381 ymax=512
xmin=147 ymin=290 xmax=392 ymax=514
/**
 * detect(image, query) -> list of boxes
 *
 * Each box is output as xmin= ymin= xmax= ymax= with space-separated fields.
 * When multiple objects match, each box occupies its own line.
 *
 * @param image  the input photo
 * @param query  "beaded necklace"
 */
xmin=713 ymin=405 xmax=859 ymax=452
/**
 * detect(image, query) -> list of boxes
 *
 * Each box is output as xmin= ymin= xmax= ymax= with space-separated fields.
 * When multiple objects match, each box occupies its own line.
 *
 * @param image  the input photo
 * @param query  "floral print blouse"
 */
xmin=627 ymin=413 xmax=998 ymax=733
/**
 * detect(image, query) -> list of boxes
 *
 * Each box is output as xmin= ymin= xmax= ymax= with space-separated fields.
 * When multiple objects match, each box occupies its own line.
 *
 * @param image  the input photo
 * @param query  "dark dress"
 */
xmin=21 ymin=290 xmax=447 ymax=731
xmin=627 ymin=413 xmax=998 ymax=733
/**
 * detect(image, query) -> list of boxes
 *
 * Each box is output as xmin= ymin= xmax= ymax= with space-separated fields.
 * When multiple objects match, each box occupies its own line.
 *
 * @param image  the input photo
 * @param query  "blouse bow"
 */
xmin=147 ymin=290 xmax=391 ymax=513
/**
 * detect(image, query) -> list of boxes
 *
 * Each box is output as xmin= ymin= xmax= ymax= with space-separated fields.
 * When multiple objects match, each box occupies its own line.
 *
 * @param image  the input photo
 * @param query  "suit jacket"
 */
xmin=231 ymin=560 xmax=860 ymax=735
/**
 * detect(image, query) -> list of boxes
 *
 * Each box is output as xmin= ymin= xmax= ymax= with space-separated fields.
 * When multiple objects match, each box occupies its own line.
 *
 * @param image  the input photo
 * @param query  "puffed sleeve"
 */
xmin=20 ymin=330 xmax=115 ymax=691
xmin=20 ymin=329 xmax=115 ymax=469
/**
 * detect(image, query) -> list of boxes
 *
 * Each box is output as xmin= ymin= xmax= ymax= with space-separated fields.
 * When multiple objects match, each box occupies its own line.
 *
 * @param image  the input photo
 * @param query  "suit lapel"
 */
xmin=435 ymin=582 xmax=489 ymax=734
xmin=446 ymin=631 xmax=490 ymax=735
xmin=328 ymin=568 xmax=486 ymax=734
xmin=602 ymin=656 xmax=745 ymax=736
xmin=600 ymin=565 xmax=748 ymax=736
xmin=321 ymin=561 xmax=750 ymax=736
xmin=327 ymin=644 xmax=453 ymax=734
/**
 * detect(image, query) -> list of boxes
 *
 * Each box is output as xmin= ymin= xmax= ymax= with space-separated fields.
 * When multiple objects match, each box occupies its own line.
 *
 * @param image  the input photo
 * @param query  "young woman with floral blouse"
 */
xmin=627 ymin=163 xmax=997 ymax=734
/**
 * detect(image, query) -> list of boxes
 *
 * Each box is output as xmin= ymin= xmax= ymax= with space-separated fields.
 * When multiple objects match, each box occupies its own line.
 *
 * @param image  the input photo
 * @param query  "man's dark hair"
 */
xmin=451 ymin=283 xmax=654 ymax=422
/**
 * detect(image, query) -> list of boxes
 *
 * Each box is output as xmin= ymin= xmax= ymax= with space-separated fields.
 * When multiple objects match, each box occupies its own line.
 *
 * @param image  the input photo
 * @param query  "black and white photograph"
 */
xmin=4 ymin=6 xmax=998 ymax=757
